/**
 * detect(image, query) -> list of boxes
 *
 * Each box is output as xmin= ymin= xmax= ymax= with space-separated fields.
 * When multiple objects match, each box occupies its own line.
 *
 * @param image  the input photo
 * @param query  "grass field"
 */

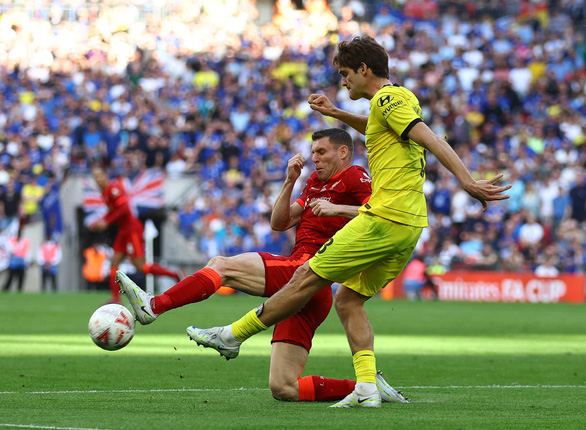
xmin=0 ymin=292 xmax=585 ymax=429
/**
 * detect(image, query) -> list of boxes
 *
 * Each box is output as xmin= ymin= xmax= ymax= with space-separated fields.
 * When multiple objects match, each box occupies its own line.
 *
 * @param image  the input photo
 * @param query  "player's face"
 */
xmin=338 ymin=66 xmax=365 ymax=100
xmin=92 ymin=168 xmax=108 ymax=190
xmin=312 ymin=137 xmax=345 ymax=182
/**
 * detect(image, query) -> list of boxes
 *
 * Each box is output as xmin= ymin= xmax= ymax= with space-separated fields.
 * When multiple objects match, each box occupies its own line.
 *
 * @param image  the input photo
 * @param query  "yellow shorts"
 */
xmin=309 ymin=213 xmax=422 ymax=297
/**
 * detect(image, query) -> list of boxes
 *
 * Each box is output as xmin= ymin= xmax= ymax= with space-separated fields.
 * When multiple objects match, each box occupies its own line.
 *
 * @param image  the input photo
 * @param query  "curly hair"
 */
xmin=332 ymin=36 xmax=389 ymax=79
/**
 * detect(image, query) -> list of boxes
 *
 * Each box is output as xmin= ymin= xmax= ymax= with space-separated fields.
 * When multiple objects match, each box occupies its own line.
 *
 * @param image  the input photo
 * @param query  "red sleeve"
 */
xmin=296 ymin=173 xmax=317 ymax=209
xmin=351 ymin=166 xmax=372 ymax=205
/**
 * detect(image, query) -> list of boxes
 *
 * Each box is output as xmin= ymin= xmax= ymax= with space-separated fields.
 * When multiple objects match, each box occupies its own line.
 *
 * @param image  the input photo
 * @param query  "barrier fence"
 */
xmin=382 ymin=272 xmax=585 ymax=304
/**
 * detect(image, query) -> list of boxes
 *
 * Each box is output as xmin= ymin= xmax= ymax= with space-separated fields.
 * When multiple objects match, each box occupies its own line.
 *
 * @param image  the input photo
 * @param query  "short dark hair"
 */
xmin=311 ymin=128 xmax=354 ymax=158
xmin=332 ymin=36 xmax=389 ymax=79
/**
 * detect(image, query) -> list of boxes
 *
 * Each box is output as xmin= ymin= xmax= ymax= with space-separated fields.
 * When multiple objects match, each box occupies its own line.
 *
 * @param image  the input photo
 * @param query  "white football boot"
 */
xmin=115 ymin=270 xmax=157 ymax=325
xmin=376 ymin=370 xmax=410 ymax=403
xmin=330 ymin=383 xmax=381 ymax=408
xmin=186 ymin=325 xmax=241 ymax=360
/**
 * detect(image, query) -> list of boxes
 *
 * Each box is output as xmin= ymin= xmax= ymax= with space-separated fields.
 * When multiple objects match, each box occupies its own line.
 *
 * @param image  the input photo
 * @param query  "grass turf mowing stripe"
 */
xmin=0 ymin=425 xmax=106 ymax=430
xmin=2 ymin=333 xmax=585 ymax=356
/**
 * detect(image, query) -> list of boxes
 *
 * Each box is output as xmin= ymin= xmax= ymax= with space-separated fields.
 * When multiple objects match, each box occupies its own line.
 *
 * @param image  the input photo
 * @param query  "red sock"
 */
xmin=143 ymin=263 xmax=180 ymax=281
xmin=151 ymin=268 xmax=222 ymax=314
xmin=298 ymin=376 xmax=356 ymax=402
xmin=108 ymin=268 xmax=120 ymax=302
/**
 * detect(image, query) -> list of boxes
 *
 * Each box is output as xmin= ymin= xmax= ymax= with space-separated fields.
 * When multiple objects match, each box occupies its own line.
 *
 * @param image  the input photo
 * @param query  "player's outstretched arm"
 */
xmin=309 ymin=200 xmax=361 ymax=219
xmin=407 ymin=122 xmax=512 ymax=211
xmin=271 ymin=154 xmax=305 ymax=231
xmin=308 ymin=94 xmax=368 ymax=135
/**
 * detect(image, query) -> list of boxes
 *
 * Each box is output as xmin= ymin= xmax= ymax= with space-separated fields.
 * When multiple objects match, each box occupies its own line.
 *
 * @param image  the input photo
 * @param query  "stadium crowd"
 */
xmin=0 ymin=0 xmax=585 ymax=277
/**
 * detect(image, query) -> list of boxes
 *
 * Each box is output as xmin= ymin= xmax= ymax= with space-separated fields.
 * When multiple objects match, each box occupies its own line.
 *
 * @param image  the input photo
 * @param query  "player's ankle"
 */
xmin=223 ymin=324 xmax=242 ymax=347
xmin=150 ymin=298 xmax=162 ymax=315
xmin=355 ymin=382 xmax=377 ymax=396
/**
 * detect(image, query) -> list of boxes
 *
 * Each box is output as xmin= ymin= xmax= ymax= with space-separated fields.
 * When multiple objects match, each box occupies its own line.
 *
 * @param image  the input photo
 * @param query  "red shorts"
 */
xmin=258 ymin=252 xmax=333 ymax=352
xmin=112 ymin=222 xmax=145 ymax=258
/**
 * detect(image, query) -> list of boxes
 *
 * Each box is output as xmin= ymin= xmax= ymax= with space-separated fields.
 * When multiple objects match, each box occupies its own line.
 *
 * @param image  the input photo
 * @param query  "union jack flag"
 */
xmin=82 ymin=169 xmax=166 ymax=227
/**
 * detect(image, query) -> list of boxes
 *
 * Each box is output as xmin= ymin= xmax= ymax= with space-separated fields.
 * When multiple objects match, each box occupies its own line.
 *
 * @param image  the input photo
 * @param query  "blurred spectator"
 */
xmin=459 ymin=231 xmax=484 ymax=265
xmin=264 ymin=230 xmax=289 ymax=256
xmin=37 ymin=236 xmax=62 ymax=292
xmin=82 ymin=242 xmax=110 ymax=291
xmin=402 ymin=256 xmax=438 ymax=301
xmin=552 ymin=185 xmax=572 ymax=234
xmin=40 ymin=174 xmax=62 ymax=241
xmin=0 ymin=177 xmax=21 ymax=222
xmin=20 ymin=175 xmax=45 ymax=224
xmin=1 ymin=233 xmax=31 ymax=292
xmin=569 ymin=171 xmax=586 ymax=222
xmin=474 ymin=243 xmax=500 ymax=271
xmin=534 ymin=256 xmax=560 ymax=277
xmin=518 ymin=212 xmax=545 ymax=250
xmin=166 ymin=152 xmax=187 ymax=178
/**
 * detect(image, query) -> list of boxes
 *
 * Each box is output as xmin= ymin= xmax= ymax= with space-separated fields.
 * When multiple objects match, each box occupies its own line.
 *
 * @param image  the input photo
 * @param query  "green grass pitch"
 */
xmin=0 ymin=292 xmax=585 ymax=429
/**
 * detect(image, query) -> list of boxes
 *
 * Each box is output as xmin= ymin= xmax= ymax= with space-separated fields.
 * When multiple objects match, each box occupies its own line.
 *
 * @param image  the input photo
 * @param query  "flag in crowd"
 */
xmin=82 ymin=169 xmax=165 ymax=226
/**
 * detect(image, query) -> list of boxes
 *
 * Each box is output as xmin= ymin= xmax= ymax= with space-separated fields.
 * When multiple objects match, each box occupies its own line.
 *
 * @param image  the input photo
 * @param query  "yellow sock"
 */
xmin=231 ymin=309 xmax=269 ymax=342
xmin=353 ymin=350 xmax=376 ymax=384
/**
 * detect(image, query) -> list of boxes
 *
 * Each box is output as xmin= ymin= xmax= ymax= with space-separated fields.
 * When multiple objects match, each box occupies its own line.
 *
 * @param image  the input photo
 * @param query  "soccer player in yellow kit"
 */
xmin=188 ymin=36 xmax=512 ymax=408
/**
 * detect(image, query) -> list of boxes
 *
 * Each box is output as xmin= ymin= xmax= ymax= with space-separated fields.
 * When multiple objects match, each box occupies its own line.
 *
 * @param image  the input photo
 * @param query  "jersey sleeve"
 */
xmin=350 ymin=167 xmax=372 ymax=205
xmin=296 ymin=173 xmax=317 ymax=208
xmin=372 ymin=89 xmax=423 ymax=140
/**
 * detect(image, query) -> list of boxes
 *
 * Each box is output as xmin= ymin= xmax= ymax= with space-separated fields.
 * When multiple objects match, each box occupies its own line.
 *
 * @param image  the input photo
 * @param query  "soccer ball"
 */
xmin=88 ymin=304 xmax=135 ymax=351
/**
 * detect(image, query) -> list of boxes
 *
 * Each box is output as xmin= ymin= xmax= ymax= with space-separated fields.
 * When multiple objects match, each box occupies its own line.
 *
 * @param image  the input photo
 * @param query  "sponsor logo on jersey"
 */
xmin=360 ymin=172 xmax=372 ymax=183
xmin=377 ymin=95 xmax=394 ymax=107
xmin=307 ymin=196 xmax=331 ymax=206
xmin=381 ymin=99 xmax=404 ymax=117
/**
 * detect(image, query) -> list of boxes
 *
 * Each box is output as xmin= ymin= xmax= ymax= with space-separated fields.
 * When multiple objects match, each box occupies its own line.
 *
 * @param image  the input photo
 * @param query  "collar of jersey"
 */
xmin=323 ymin=166 xmax=351 ymax=185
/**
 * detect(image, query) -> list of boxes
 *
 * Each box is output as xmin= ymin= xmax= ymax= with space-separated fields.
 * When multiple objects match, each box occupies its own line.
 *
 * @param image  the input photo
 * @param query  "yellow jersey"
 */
xmin=360 ymin=84 xmax=428 ymax=227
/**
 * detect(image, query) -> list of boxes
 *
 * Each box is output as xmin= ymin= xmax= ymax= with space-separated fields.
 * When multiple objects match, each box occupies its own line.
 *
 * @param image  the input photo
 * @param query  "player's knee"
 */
xmin=292 ymin=263 xmax=313 ymax=283
xmin=290 ymin=262 xmax=326 ymax=295
xmin=269 ymin=380 xmax=297 ymax=402
xmin=206 ymin=256 xmax=229 ymax=276
xmin=334 ymin=292 xmax=350 ymax=317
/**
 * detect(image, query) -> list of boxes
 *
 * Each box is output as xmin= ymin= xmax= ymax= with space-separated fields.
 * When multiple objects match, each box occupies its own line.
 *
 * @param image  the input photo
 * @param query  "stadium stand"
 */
xmin=0 ymin=0 xmax=584 ymax=286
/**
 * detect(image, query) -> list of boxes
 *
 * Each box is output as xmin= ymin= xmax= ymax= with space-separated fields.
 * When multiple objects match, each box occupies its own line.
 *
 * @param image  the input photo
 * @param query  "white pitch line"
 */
xmin=405 ymin=385 xmax=586 ymax=389
xmin=0 ymin=425 xmax=106 ymax=430
xmin=0 ymin=387 xmax=268 ymax=395
xmin=0 ymin=385 xmax=585 ymax=396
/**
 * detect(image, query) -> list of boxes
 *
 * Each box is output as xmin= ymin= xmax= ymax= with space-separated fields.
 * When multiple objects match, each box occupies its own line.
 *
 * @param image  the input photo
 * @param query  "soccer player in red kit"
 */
xmin=117 ymin=128 xmax=409 ymax=404
xmin=90 ymin=165 xmax=182 ymax=303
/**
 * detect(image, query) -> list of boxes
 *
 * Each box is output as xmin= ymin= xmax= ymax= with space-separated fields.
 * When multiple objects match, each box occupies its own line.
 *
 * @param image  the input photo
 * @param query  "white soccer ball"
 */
xmin=88 ymin=304 xmax=135 ymax=351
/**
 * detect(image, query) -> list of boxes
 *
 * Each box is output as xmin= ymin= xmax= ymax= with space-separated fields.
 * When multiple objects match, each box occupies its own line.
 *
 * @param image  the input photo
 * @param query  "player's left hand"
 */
xmin=310 ymin=200 xmax=338 ymax=217
xmin=89 ymin=220 xmax=108 ymax=232
xmin=464 ymin=174 xmax=512 ymax=212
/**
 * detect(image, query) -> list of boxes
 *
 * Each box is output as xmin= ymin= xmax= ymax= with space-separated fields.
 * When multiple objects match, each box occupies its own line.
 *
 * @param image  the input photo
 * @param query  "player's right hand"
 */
xmin=286 ymin=153 xmax=305 ymax=181
xmin=308 ymin=93 xmax=336 ymax=116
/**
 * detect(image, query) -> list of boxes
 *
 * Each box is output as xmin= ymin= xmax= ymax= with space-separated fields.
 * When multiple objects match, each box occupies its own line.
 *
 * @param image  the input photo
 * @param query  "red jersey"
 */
xmin=291 ymin=165 xmax=371 ymax=257
xmin=101 ymin=179 xmax=142 ymax=230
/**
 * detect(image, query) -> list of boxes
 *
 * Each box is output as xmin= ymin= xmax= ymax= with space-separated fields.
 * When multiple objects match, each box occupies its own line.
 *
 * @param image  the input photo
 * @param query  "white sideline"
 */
xmin=0 ymin=425 xmax=105 ymax=430
xmin=0 ymin=385 xmax=585 ymax=395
